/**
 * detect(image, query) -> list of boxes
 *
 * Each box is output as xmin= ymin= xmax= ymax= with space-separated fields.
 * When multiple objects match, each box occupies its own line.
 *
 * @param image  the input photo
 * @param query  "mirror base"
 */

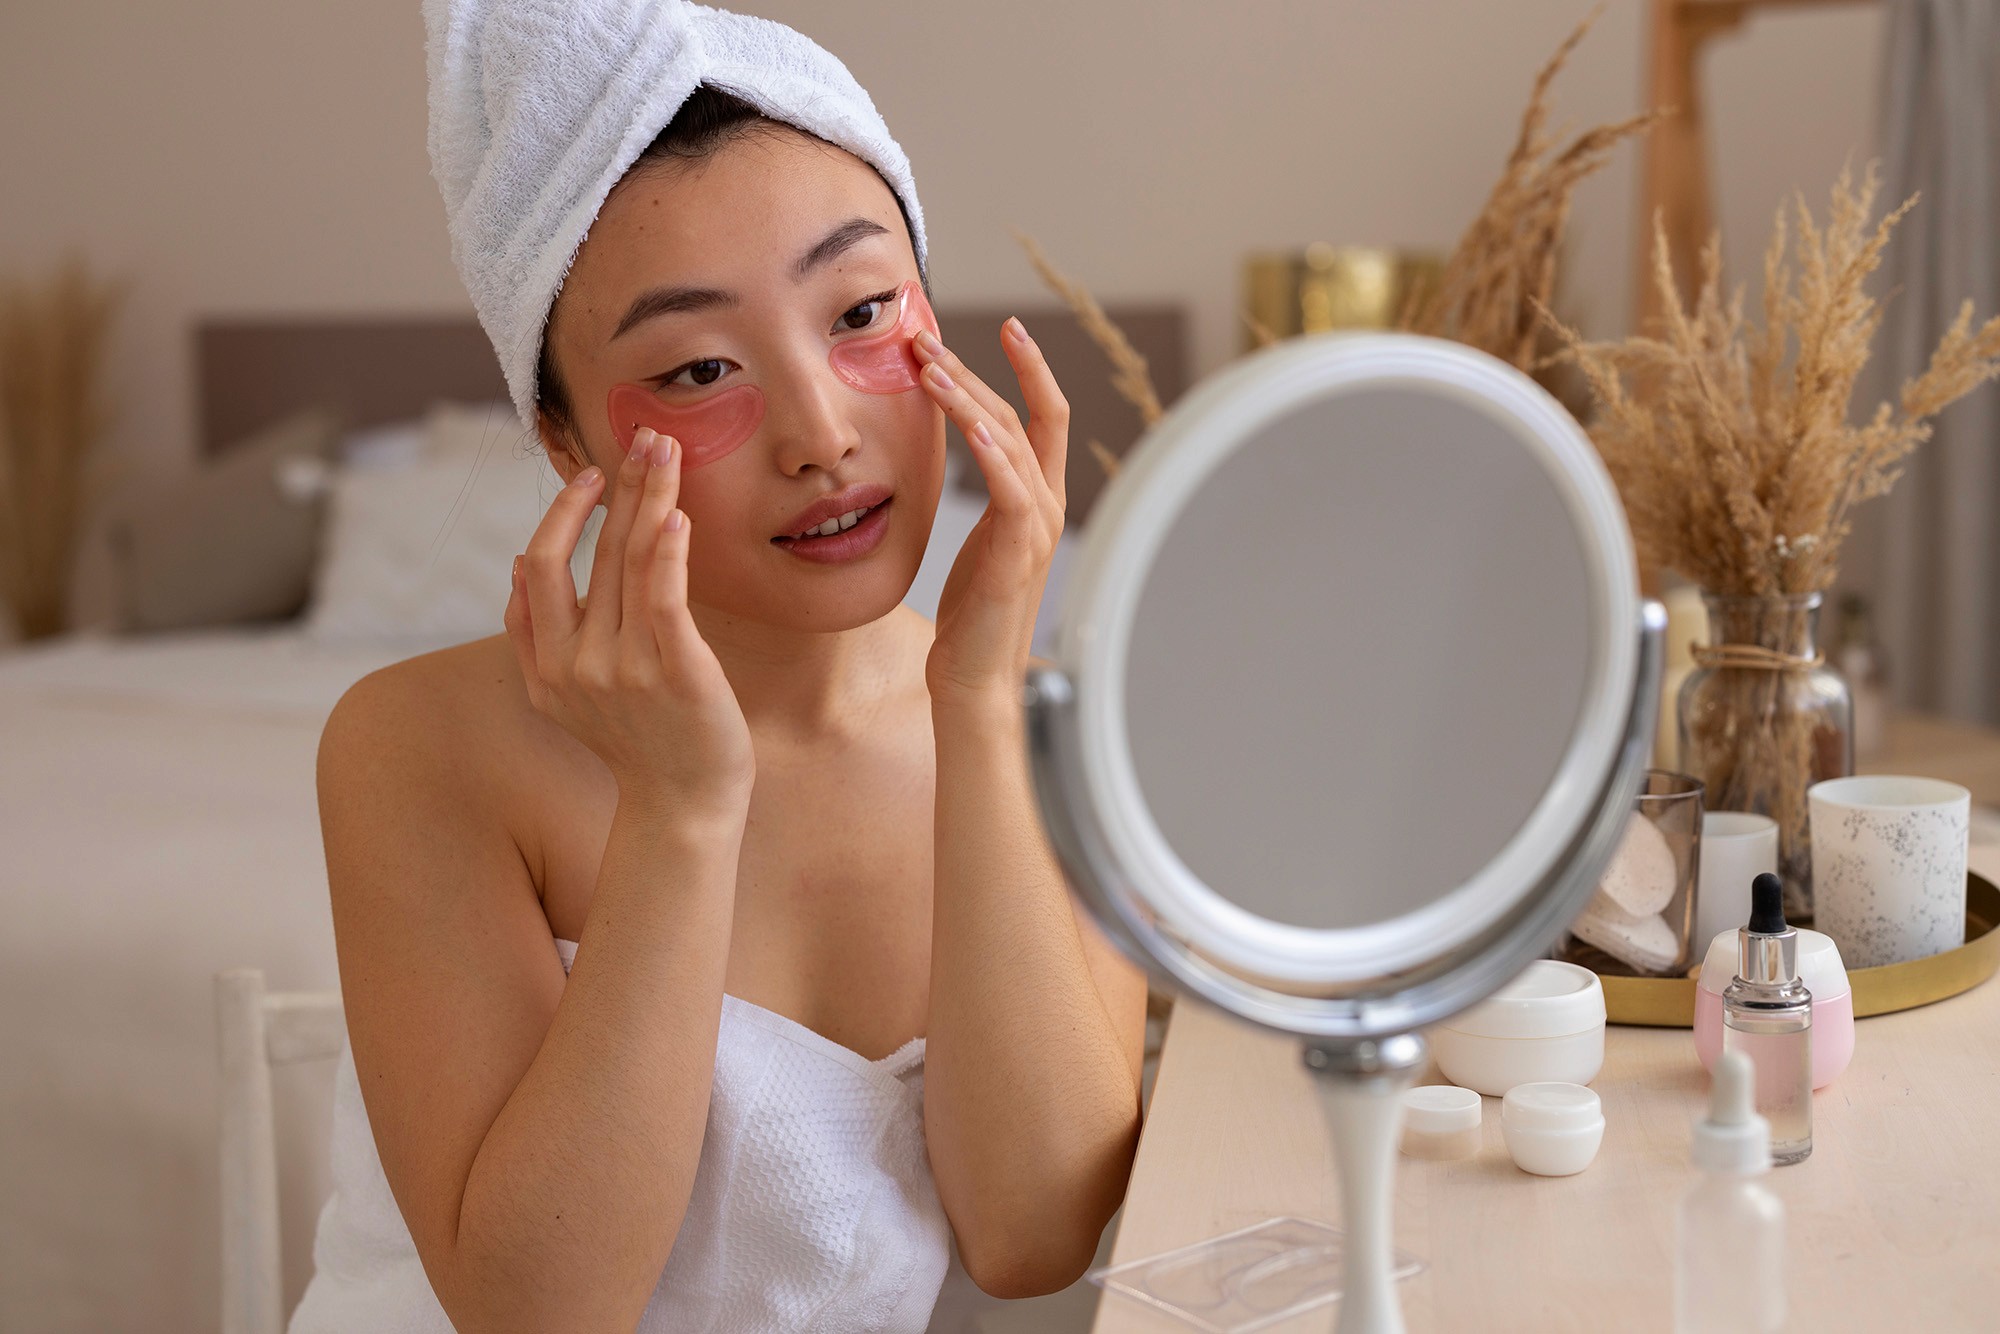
xmin=1303 ymin=1033 xmax=1427 ymax=1334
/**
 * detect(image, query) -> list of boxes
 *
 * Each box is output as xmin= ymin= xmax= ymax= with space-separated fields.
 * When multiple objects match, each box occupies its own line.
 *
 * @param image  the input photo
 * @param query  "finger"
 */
xmin=912 ymin=328 xmax=1028 ymax=441
xmin=964 ymin=418 xmax=1036 ymax=524
xmin=502 ymin=557 xmax=547 ymax=711
xmin=921 ymin=360 xmax=1036 ymax=504
xmin=581 ymin=429 xmax=656 ymax=641
xmin=998 ymin=318 xmax=1071 ymax=508
xmin=621 ymin=432 xmax=683 ymax=658
xmin=521 ymin=465 xmax=605 ymax=652
xmin=647 ymin=506 xmax=694 ymax=652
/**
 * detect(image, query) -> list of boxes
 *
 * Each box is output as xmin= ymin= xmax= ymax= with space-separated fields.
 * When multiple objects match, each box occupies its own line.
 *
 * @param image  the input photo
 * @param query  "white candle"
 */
xmin=1694 ymin=812 xmax=1779 ymax=958
xmin=1810 ymin=775 xmax=1970 ymax=967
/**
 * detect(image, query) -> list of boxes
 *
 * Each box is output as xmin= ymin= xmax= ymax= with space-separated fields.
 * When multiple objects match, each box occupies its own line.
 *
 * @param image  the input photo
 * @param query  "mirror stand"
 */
xmin=1301 ymin=1034 xmax=1427 ymax=1334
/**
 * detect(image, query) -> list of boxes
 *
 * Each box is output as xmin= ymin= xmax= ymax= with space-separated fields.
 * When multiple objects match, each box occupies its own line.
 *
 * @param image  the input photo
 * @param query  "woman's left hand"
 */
xmin=914 ymin=317 xmax=1069 ymax=705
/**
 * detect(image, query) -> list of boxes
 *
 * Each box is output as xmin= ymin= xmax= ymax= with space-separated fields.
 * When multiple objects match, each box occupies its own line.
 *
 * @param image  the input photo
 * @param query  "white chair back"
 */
xmin=214 ymin=968 xmax=344 ymax=1334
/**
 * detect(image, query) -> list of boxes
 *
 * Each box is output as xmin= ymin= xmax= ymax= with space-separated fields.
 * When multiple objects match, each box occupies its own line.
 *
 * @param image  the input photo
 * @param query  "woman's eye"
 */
xmin=838 ymin=291 xmax=898 ymax=332
xmin=665 ymin=358 xmax=731 ymax=387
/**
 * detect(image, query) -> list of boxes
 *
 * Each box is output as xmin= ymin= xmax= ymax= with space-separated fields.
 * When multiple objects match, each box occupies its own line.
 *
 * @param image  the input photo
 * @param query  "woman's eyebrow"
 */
xmin=611 ymin=285 xmax=736 ymax=340
xmin=609 ymin=217 xmax=893 ymax=343
xmin=792 ymin=217 xmax=890 ymax=279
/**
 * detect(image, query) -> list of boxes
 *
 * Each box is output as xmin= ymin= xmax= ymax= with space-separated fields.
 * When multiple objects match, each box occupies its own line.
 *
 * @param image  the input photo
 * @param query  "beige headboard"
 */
xmin=195 ymin=304 xmax=1188 ymax=528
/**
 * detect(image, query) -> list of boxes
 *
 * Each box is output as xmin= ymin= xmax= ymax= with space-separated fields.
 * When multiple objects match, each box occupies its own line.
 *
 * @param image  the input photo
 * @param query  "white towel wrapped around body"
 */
xmin=288 ymin=938 xmax=952 ymax=1332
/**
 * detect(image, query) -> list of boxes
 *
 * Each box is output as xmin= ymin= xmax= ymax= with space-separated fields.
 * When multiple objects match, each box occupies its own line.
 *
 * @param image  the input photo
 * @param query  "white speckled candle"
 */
xmin=1808 ymin=775 xmax=1970 ymax=967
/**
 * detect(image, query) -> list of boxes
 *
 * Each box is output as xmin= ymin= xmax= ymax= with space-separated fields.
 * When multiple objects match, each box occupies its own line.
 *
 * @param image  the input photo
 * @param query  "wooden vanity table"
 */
xmin=1091 ymin=727 xmax=2000 ymax=1332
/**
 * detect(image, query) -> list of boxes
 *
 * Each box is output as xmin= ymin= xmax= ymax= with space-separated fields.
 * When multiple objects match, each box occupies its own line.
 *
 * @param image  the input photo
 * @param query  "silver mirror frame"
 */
xmin=1021 ymin=332 xmax=1665 ymax=1039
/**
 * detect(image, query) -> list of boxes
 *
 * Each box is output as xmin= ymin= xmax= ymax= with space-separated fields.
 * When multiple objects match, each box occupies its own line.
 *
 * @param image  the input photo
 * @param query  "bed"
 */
xmin=0 ymin=305 xmax=1188 ymax=1333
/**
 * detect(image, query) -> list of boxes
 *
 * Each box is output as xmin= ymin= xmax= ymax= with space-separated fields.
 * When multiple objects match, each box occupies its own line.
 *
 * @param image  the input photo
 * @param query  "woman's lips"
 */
xmin=770 ymin=497 xmax=892 ymax=563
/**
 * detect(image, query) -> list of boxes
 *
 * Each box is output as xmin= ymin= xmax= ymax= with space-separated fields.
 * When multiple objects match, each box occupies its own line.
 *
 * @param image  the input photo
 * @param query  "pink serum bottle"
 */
xmin=1721 ymin=873 xmax=1813 ymax=1165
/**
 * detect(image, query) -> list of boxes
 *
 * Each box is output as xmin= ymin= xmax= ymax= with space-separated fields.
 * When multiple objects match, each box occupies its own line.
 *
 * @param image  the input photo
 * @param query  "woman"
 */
xmin=287 ymin=3 xmax=1148 ymax=1331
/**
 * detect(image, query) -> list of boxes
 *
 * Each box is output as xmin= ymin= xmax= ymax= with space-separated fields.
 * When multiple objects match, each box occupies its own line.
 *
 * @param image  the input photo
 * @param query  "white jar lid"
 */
xmin=1501 ymin=1081 xmax=1602 ymax=1133
xmin=1697 ymin=926 xmax=1851 ymax=999
xmin=1437 ymin=959 xmax=1606 ymax=1040
xmin=1401 ymin=1084 xmax=1482 ymax=1134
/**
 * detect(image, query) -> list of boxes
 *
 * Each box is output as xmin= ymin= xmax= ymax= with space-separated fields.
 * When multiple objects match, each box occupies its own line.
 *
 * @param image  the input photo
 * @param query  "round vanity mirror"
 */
xmin=1023 ymin=332 xmax=1664 ymax=1334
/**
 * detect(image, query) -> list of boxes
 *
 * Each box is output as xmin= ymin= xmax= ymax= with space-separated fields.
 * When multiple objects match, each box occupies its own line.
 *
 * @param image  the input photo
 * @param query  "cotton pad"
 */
xmin=1598 ymin=810 xmax=1677 ymax=915
xmin=1572 ymin=890 xmax=1679 ymax=973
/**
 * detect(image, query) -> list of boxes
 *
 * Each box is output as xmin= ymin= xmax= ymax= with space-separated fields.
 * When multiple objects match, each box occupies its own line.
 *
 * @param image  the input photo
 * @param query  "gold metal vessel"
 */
xmin=1599 ymin=872 xmax=2000 ymax=1027
xmin=1240 ymin=244 xmax=1442 ymax=350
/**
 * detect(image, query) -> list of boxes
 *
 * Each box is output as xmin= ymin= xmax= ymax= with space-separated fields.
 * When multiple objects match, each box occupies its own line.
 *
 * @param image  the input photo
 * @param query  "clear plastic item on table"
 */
xmin=1087 ymin=1216 xmax=1426 ymax=1333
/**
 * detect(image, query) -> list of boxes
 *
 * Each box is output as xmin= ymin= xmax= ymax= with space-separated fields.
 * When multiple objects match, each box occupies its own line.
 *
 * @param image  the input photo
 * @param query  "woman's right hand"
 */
xmin=504 ymin=428 xmax=755 ymax=817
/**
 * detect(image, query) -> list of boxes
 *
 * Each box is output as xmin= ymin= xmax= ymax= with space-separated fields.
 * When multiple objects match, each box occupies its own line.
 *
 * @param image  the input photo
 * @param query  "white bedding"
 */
xmin=0 ymin=628 xmax=421 ymax=1332
xmin=0 ymin=450 xmax=1078 ymax=1332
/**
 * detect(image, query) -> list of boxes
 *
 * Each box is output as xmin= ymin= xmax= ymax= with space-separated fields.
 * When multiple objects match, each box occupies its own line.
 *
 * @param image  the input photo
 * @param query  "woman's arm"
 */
xmin=906 ymin=314 xmax=1149 ymax=1298
xmin=322 ymin=666 xmax=745 ymax=1334
xmin=922 ymin=683 xmax=1150 ymax=1299
xmin=332 ymin=439 xmax=751 ymax=1332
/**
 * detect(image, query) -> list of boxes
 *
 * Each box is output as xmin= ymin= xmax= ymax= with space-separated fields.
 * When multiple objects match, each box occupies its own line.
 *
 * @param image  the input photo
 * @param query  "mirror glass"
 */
xmin=1123 ymin=387 xmax=1591 ymax=936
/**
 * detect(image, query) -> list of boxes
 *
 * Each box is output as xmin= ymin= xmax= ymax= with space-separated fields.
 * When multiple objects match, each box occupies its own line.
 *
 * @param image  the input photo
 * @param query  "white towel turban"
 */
xmin=422 ymin=0 xmax=931 ymax=431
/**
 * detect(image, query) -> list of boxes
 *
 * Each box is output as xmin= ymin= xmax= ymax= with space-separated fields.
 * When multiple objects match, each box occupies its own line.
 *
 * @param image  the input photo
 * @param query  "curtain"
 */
xmin=1841 ymin=0 xmax=2000 ymax=726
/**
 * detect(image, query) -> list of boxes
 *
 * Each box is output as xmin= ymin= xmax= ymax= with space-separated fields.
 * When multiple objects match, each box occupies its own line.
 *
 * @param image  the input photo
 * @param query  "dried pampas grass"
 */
xmin=1545 ymin=164 xmax=2000 ymax=918
xmin=1544 ymin=162 xmax=2000 ymax=597
xmin=0 ymin=259 xmax=125 ymax=640
xmin=1397 ymin=6 xmax=1662 ymax=372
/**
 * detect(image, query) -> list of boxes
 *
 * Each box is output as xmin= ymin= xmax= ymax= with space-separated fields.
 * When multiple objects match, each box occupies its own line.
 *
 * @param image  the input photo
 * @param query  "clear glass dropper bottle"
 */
xmin=1721 ymin=872 xmax=1813 ymax=1165
xmin=1676 ymin=1048 xmax=1785 ymax=1333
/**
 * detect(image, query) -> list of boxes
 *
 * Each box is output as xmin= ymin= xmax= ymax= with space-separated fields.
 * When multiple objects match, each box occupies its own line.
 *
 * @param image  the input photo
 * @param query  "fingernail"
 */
xmin=915 ymin=329 xmax=944 ymax=357
xmin=666 ymin=508 xmax=685 ymax=531
xmin=512 ymin=555 xmax=522 ymax=581
xmin=971 ymin=420 xmax=996 ymax=449
xmin=572 ymin=466 xmax=601 ymax=488
xmin=1005 ymin=317 xmax=1029 ymax=342
xmin=652 ymin=434 xmax=674 ymax=466
xmin=925 ymin=362 xmax=955 ymax=390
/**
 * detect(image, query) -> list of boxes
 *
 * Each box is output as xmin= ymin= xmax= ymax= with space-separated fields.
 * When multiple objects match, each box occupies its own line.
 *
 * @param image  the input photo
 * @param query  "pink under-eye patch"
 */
xmin=829 ymin=279 xmax=940 ymax=393
xmin=606 ymin=381 xmax=766 ymax=470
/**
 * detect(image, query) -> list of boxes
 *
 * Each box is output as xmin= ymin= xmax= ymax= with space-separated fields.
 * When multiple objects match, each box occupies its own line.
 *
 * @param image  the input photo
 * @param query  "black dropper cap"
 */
xmin=1748 ymin=873 xmax=1788 ymax=934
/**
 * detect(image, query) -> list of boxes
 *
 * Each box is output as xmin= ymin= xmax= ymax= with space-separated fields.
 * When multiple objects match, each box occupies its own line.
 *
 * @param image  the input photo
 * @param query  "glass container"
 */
xmin=1677 ymin=592 xmax=1853 ymax=920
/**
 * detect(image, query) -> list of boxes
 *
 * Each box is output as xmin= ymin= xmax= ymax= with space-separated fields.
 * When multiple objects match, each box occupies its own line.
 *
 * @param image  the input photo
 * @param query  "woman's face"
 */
xmin=539 ymin=128 xmax=945 ymax=633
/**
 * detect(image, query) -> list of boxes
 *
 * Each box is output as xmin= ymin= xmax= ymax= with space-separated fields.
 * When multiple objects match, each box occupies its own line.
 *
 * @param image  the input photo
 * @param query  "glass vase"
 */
xmin=1676 ymin=592 xmax=1853 ymax=921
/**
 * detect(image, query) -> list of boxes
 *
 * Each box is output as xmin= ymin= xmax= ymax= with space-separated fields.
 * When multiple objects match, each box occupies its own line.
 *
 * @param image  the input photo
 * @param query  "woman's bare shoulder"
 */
xmin=318 ymin=634 xmax=586 ymax=851
xmin=324 ymin=634 xmax=533 ymax=759
xmin=316 ymin=633 xmax=619 ymax=935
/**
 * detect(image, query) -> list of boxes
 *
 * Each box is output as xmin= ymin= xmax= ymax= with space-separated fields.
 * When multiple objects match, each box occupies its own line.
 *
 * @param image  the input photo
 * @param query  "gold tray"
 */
xmin=1596 ymin=871 xmax=2000 ymax=1027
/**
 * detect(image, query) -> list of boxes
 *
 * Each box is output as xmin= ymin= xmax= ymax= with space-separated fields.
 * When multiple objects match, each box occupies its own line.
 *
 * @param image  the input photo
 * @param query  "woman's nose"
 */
xmin=764 ymin=355 xmax=864 ymax=476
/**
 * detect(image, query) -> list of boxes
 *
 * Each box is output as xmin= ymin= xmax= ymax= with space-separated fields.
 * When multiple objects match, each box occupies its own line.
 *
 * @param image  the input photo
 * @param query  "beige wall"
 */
xmin=0 ymin=0 xmax=1882 ymax=607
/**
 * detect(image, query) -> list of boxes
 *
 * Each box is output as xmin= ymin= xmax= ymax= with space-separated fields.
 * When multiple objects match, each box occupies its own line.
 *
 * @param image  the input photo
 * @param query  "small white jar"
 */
xmin=1501 ymin=1081 xmax=1604 ymax=1176
xmin=1399 ymin=1085 xmax=1483 ymax=1160
xmin=1430 ymin=959 xmax=1606 ymax=1096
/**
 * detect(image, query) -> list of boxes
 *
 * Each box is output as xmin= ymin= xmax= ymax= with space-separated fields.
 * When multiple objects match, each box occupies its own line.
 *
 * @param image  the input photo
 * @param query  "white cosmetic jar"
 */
xmin=1399 ymin=1084 xmax=1483 ymax=1160
xmin=1501 ymin=1081 xmax=1604 ymax=1176
xmin=1430 ymin=959 xmax=1606 ymax=1096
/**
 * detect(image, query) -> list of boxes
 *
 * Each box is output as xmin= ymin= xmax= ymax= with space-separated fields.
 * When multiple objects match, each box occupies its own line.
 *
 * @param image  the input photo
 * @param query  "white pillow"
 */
xmin=335 ymin=419 xmax=431 ymax=473
xmin=304 ymin=402 xmax=570 ymax=648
